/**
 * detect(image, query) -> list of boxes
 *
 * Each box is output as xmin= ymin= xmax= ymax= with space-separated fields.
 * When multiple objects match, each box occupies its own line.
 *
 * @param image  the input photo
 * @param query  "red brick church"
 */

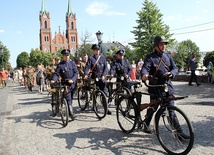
xmin=39 ymin=0 xmax=78 ymax=54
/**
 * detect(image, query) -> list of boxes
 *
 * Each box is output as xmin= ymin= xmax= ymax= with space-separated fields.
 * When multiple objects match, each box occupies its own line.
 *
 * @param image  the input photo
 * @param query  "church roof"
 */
xmin=40 ymin=0 xmax=48 ymax=13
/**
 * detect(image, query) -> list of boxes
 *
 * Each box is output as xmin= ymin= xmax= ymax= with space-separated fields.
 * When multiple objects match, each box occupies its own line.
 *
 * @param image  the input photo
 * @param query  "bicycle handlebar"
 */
xmin=142 ymin=75 xmax=165 ymax=88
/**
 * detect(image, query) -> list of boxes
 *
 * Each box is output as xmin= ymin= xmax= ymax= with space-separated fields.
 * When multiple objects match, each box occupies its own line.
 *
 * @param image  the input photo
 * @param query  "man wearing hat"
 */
xmin=51 ymin=49 xmax=78 ymax=120
xmin=84 ymin=44 xmax=111 ymax=114
xmin=110 ymin=49 xmax=132 ymax=84
xmin=141 ymin=35 xmax=180 ymax=134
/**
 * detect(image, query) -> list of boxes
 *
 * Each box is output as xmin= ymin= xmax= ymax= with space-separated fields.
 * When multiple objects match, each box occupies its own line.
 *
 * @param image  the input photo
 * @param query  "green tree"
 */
xmin=176 ymin=40 xmax=200 ymax=70
xmin=42 ymin=51 xmax=52 ymax=67
xmin=0 ymin=42 xmax=11 ymax=69
xmin=203 ymin=51 xmax=214 ymax=67
xmin=77 ymin=43 xmax=93 ymax=57
xmin=29 ymin=48 xmax=44 ymax=68
xmin=129 ymin=0 xmax=173 ymax=59
xmin=16 ymin=52 xmax=29 ymax=68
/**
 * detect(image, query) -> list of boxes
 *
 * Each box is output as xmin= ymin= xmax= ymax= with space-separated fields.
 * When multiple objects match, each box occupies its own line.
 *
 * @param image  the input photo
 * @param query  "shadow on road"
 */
xmin=53 ymin=127 xmax=166 ymax=155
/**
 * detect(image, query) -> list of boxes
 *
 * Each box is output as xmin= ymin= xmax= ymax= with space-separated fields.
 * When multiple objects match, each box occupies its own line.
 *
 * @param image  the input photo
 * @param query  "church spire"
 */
xmin=67 ymin=0 xmax=73 ymax=15
xmin=41 ymin=0 xmax=47 ymax=13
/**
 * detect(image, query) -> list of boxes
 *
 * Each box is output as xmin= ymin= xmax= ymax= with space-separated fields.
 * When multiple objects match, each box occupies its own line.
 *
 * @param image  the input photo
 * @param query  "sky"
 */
xmin=0 ymin=0 xmax=214 ymax=68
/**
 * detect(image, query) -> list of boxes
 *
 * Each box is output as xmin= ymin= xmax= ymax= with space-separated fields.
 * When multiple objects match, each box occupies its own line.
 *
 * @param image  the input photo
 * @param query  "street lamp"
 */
xmin=95 ymin=30 xmax=103 ymax=44
xmin=0 ymin=46 xmax=3 ymax=68
xmin=95 ymin=30 xmax=106 ymax=56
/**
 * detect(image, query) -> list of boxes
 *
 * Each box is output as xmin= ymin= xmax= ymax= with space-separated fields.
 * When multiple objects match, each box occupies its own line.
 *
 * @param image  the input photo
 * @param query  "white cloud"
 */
xmin=0 ymin=29 xmax=5 ymax=33
xmin=85 ymin=1 xmax=126 ymax=16
xmin=85 ymin=2 xmax=109 ymax=15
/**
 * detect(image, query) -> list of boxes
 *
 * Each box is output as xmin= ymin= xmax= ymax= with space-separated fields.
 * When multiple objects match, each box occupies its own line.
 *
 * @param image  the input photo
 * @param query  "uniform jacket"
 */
xmin=141 ymin=51 xmax=178 ymax=94
xmin=84 ymin=55 xmax=108 ymax=80
xmin=110 ymin=59 xmax=132 ymax=78
xmin=52 ymin=60 xmax=78 ymax=89
xmin=188 ymin=57 xmax=197 ymax=71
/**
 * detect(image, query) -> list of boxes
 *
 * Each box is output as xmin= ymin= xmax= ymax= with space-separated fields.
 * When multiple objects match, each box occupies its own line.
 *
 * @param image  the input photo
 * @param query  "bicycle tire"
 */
xmin=116 ymin=97 xmax=138 ymax=133
xmin=93 ymin=90 xmax=107 ymax=119
xmin=77 ymin=86 xmax=88 ymax=111
xmin=155 ymin=105 xmax=194 ymax=155
xmin=51 ymin=93 xmax=57 ymax=117
xmin=114 ymin=87 xmax=131 ymax=105
xmin=60 ymin=98 xmax=69 ymax=127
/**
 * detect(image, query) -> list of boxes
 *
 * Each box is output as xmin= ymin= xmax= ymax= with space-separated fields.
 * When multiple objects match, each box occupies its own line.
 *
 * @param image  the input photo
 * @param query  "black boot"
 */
xmin=143 ymin=108 xmax=153 ymax=134
xmin=172 ymin=116 xmax=190 ymax=140
xmin=69 ymin=106 xmax=76 ymax=121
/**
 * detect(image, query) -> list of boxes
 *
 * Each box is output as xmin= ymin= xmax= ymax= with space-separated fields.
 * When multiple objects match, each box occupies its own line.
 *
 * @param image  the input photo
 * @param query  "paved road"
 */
xmin=0 ymin=81 xmax=214 ymax=155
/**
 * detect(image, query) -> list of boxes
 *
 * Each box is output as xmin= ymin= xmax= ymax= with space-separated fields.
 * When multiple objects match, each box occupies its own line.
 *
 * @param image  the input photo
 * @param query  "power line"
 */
xmin=170 ymin=20 xmax=214 ymax=31
xmin=173 ymin=27 xmax=214 ymax=35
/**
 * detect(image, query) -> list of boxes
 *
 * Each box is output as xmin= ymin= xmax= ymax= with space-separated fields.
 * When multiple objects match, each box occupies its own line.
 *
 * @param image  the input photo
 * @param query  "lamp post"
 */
xmin=96 ymin=30 xmax=105 ymax=56
xmin=0 ymin=46 xmax=3 ymax=68
xmin=96 ymin=30 xmax=103 ymax=44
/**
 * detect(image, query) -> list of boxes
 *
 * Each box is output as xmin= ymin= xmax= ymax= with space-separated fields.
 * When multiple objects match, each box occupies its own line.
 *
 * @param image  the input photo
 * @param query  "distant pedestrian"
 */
xmin=187 ymin=52 xmax=201 ymax=86
xmin=207 ymin=61 xmax=213 ymax=83
xmin=26 ymin=66 xmax=35 ymax=92
xmin=0 ymin=68 xmax=9 ymax=88
xmin=137 ymin=58 xmax=144 ymax=73
xmin=36 ymin=64 xmax=46 ymax=94
xmin=131 ymin=60 xmax=137 ymax=81
xmin=17 ymin=67 xmax=23 ymax=86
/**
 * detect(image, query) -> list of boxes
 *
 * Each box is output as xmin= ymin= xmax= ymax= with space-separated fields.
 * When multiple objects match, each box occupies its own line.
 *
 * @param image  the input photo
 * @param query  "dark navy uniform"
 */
xmin=141 ymin=51 xmax=178 ymax=94
xmin=84 ymin=54 xmax=108 ymax=93
xmin=52 ymin=51 xmax=78 ymax=110
xmin=110 ymin=50 xmax=132 ymax=83
xmin=140 ymin=35 xmax=179 ymax=133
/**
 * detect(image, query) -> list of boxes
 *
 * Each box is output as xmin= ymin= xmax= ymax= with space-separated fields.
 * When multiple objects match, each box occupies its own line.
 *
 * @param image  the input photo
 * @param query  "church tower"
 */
xmin=39 ymin=0 xmax=78 ymax=55
xmin=66 ymin=0 xmax=79 ymax=52
xmin=39 ymin=0 xmax=52 ymax=52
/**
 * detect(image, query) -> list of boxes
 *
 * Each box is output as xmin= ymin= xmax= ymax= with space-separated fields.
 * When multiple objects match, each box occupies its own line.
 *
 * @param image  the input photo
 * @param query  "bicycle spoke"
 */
xmin=116 ymin=97 xmax=137 ymax=133
xmin=156 ymin=106 xmax=194 ymax=155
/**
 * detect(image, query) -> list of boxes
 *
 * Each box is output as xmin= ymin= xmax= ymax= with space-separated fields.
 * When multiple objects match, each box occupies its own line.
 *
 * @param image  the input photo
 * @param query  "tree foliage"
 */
xmin=174 ymin=40 xmax=200 ymax=70
xmin=77 ymin=43 xmax=93 ymax=57
xmin=203 ymin=51 xmax=214 ymax=67
xmin=0 ymin=41 xmax=11 ymax=69
xmin=129 ymin=0 xmax=173 ymax=59
xmin=16 ymin=52 xmax=29 ymax=68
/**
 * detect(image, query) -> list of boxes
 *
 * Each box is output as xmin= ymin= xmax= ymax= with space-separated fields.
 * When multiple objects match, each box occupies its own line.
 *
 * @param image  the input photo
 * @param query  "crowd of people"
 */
xmin=0 ymin=35 xmax=213 ymax=133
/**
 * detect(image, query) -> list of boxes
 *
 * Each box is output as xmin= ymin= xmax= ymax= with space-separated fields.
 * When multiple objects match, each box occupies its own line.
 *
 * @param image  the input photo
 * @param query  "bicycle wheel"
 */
xmin=77 ymin=86 xmax=88 ymax=111
xmin=114 ymin=87 xmax=131 ymax=105
xmin=116 ymin=97 xmax=138 ymax=133
xmin=155 ymin=106 xmax=194 ymax=155
xmin=51 ymin=93 xmax=57 ymax=117
xmin=60 ymin=98 xmax=69 ymax=127
xmin=93 ymin=90 xmax=107 ymax=119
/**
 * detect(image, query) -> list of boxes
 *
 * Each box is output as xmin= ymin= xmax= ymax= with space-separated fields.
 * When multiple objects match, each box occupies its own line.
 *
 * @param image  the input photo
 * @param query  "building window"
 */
xmin=71 ymin=36 xmax=76 ymax=42
xmin=71 ymin=22 xmax=74 ymax=29
xmin=44 ymin=21 xmax=48 ymax=28
xmin=44 ymin=36 xmax=49 ymax=42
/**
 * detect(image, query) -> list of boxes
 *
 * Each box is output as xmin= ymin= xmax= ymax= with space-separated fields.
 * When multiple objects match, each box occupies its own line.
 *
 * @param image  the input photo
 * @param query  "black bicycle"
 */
xmin=106 ymin=75 xmax=131 ymax=105
xmin=116 ymin=77 xmax=194 ymax=155
xmin=77 ymin=78 xmax=108 ymax=119
xmin=50 ymin=83 xmax=69 ymax=127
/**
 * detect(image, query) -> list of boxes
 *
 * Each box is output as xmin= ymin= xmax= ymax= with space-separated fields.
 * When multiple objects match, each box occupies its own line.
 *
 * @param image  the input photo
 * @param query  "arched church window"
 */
xmin=44 ymin=21 xmax=48 ymax=28
xmin=71 ymin=22 xmax=74 ymax=29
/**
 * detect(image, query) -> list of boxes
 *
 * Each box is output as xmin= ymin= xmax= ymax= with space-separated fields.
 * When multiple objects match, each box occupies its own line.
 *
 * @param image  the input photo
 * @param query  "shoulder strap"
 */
xmin=91 ymin=55 xmax=101 ymax=72
xmin=153 ymin=58 xmax=162 ymax=77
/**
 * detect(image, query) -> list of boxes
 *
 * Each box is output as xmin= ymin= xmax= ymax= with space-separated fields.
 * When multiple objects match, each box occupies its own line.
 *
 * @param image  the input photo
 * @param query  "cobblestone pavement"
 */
xmin=0 ymin=81 xmax=214 ymax=155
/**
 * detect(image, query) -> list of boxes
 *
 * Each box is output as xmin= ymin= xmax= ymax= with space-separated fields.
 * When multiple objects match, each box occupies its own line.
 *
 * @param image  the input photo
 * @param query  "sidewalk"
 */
xmin=0 ymin=81 xmax=214 ymax=155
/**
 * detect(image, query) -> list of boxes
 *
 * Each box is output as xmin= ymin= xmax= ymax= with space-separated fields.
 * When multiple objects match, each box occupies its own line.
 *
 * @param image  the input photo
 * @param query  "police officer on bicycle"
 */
xmin=51 ymin=49 xmax=78 ymax=120
xmin=84 ymin=44 xmax=112 ymax=114
xmin=110 ymin=49 xmax=132 ymax=87
xmin=141 ymin=35 xmax=179 ymax=133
